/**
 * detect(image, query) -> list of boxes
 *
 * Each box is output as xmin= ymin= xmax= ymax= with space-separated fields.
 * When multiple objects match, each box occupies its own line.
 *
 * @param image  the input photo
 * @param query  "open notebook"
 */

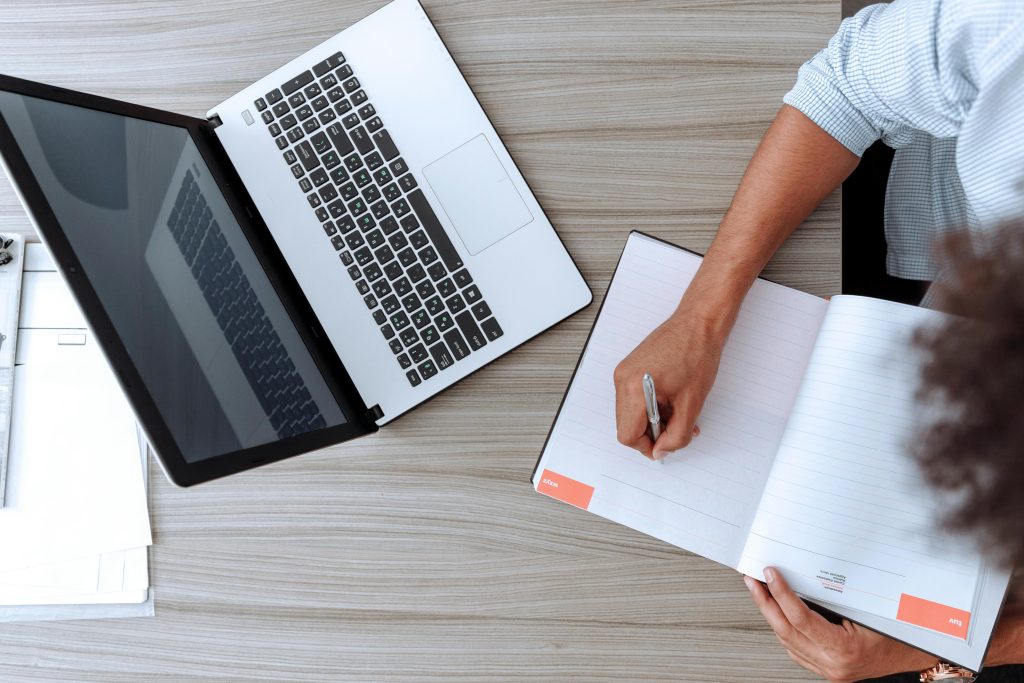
xmin=532 ymin=232 xmax=1012 ymax=670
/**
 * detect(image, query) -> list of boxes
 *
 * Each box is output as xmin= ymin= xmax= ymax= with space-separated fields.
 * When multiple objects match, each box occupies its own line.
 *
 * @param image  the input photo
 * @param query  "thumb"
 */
xmin=652 ymin=410 xmax=699 ymax=460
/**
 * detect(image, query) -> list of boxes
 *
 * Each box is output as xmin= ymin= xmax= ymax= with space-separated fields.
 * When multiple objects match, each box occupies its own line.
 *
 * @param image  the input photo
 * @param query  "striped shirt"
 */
xmin=783 ymin=0 xmax=1024 ymax=282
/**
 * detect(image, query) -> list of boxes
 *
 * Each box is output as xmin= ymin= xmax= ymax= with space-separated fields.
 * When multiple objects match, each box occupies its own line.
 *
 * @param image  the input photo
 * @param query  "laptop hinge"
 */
xmin=207 ymin=114 xmax=224 ymax=129
xmin=366 ymin=404 xmax=384 ymax=422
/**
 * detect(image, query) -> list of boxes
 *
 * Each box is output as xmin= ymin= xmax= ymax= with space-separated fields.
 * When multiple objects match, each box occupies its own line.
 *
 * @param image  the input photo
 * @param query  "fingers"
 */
xmin=763 ymin=567 xmax=834 ymax=643
xmin=652 ymin=410 xmax=700 ymax=460
xmin=613 ymin=376 xmax=656 ymax=458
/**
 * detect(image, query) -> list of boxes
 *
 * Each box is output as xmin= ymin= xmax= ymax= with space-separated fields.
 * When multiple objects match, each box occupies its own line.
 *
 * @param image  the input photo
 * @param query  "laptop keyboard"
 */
xmin=168 ymin=170 xmax=328 ymax=438
xmin=253 ymin=52 xmax=504 ymax=387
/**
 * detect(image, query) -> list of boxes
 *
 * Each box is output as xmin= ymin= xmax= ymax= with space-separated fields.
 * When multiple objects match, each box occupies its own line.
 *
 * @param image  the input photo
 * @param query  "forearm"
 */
xmin=985 ymin=604 xmax=1024 ymax=667
xmin=673 ymin=104 xmax=860 ymax=340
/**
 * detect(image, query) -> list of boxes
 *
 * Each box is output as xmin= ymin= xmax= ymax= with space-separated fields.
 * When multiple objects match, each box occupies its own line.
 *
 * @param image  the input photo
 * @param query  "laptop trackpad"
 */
xmin=423 ymin=135 xmax=533 ymax=255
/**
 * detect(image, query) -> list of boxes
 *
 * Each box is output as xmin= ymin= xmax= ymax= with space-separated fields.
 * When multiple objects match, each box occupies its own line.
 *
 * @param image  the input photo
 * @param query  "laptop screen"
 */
xmin=0 ymin=91 xmax=349 ymax=463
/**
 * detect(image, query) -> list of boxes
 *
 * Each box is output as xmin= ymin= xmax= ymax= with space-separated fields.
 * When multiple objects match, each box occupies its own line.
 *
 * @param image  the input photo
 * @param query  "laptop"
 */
xmin=0 ymin=0 xmax=591 ymax=486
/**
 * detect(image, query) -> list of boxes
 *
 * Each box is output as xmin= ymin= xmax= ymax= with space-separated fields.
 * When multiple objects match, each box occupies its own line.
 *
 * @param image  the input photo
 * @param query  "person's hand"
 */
xmin=613 ymin=312 xmax=723 ymax=460
xmin=745 ymin=567 xmax=937 ymax=682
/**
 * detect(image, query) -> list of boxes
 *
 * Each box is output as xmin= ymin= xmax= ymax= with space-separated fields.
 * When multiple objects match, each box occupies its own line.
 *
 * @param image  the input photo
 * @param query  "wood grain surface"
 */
xmin=0 ymin=1 xmax=840 ymax=680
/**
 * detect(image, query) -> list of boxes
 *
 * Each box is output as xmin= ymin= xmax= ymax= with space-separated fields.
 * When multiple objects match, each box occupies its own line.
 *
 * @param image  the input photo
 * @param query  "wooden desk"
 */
xmin=0 ymin=1 xmax=839 ymax=680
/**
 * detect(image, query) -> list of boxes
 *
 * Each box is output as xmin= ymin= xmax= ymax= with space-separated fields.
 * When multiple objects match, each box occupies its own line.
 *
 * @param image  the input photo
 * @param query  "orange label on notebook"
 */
xmin=537 ymin=469 xmax=594 ymax=510
xmin=896 ymin=593 xmax=971 ymax=639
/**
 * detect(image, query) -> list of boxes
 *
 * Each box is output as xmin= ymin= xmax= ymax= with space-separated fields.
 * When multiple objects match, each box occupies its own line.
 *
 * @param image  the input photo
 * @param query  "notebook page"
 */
xmin=738 ymin=295 xmax=1003 ymax=646
xmin=533 ymin=233 xmax=828 ymax=568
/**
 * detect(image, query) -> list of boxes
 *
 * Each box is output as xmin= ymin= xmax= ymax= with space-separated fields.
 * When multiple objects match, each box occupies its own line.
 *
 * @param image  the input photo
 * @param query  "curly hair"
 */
xmin=913 ymin=221 xmax=1024 ymax=568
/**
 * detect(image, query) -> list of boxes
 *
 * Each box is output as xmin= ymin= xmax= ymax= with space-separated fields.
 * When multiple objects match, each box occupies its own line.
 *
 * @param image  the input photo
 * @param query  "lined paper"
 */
xmin=737 ymin=295 xmax=982 ymax=632
xmin=534 ymin=233 xmax=827 ymax=567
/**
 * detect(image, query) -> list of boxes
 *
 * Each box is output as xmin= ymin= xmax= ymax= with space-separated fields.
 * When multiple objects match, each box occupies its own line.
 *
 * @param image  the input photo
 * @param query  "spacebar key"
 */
xmin=408 ymin=189 xmax=463 ymax=271
xmin=455 ymin=311 xmax=487 ymax=350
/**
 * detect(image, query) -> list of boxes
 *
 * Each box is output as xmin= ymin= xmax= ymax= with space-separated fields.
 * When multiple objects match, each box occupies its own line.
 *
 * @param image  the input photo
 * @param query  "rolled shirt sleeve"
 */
xmin=783 ymin=0 xmax=984 ymax=156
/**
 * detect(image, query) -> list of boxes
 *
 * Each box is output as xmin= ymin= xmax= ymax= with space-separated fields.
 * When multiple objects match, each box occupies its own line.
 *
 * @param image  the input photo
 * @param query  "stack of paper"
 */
xmin=0 ymin=243 xmax=152 ymax=621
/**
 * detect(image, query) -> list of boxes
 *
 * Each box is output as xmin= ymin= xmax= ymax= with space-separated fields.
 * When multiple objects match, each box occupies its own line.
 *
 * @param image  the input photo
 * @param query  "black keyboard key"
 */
xmin=327 ymin=86 xmax=345 ymax=103
xmin=300 ymin=178 xmax=314 ymax=194
xmin=302 ymin=118 xmax=321 ymax=135
xmin=265 ymin=88 xmax=283 ymax=105
xmin=382 ymin=295 xmax=400 ymax=314
xmin=357 ymin=214 xmax=376 ymax=231
xmin=419 ymin=246 xmax=438 ymax=266
xmin=296 ymin=105 xmax=314 ymax=121
xmin=365 ymin=152 xmax=384 ymax=171
xmin=397 ymin=353 xmax=412 ymax=369
xmin=351 ymin=90 xmax=368 ymax=106
xmin=322 ymin=150 xmax=341 ymax=170
xmin=406 ymin=369 xmax=421 ymax=386
xmin=400 ymin=328 xmax=419 ymax=347
xmin=323 ymin=221 xmax=338 ymax=237
xmin=318 ymin=109 xmax=337 ymax=125
xmin=389 ymin=157 xmax=409 ymax=176
xmin=306 ymin=193 xmax=321 ymax=208
xmin=347 ymin=264 xmax=361 ymax=280
xmin=428 ymin=262 xmax=447 ymax=282
xmin=354 ymin=169 xmax=373 ymax=188
xmin=409 ymin=230 xmax=429 ymax=250
xmin=366 ymin=116 xmax=383 ymax=133
xmin=278 ymin=108 xmax=295 ymax=126
xmin=373 ymin=130 xmax=400 ymax=161
xmin=409 ymin=344 xmax=428 ymax=363
xmin=345 ymin=231 xmax=365 ymax=250
xmin=321 ymin=73 xmax=338 ymax=89
xmin=262 ymin=110 xmax=275 ymax=124
xmin=364 ymin=263 xmax=383 ymax=282
xmin=481 ymin=317 xmax=503 ymax=341
xmin=288 ymin=92 xmax=306 ymax=108
xmin=464 ymin=285 xmax=482 ymax=304
xmin=452 ymin=269 xmax=473 ymax=288
xmin=401 ymin=214 xmax=420 ymax=233
xmin=373 ymin=309 xmax=387 ymax=326
xmin=354 ymin=247 xmax=373 ymax=266
xmin=350 ymin=126 xmax=373 ymax=155
xmin=335 ymin=100 xmax=353 ymax=116
xmin=336 ymin=64 xmax=353 ymax=79
xmin=290 ymin=163 xmax=304 ymax=179
xmin=407 ymin=264 xmax=427 ymax=283
xmin=455 ymin=311 xmax=487 ymax=350
xmin=296 ymin=142 xmax=320 ymax=171
xmin=345 ymin=153 xmax=363 ymax=172
xmin=311 ymin=131 xmax=331 ymax=155
xmin=343 ymin=77 xmax=360 ymax=93
xmin=349 ymin=198 xmax=367 ymax=216
xmin=390 ymin=339 xmax=403 ymax=355
xmin=304 ymin=83 xmax=322 ymax=99
xmin=339 ymin=249 xmax=353 ymax=266
xmin=283 ymin=149 xmax=298 ymax=165
xmin=435 ymin=312 xmax=455 ymax=332
xmin=374 ymin=244 xmax=394 ymax=264
xmin=366 ymin=229 xmax=385 ymax=248
xmin=337 ymin=216 xmax=356 ymax=234
xmin=390 ymin=311 xmax=410 ymax=331
xmin=398 ymin=248 xmax=417 ymax=267
xmin=398 ymin=173 xmax=418 ymax=192
xmin=363 ymin=293 xmax=377 ymax=309
xmin=381 ymin=324 xmax=395 ymax=342
xmin=311 ymin=95 xmax=329 ymax=112
xmin=282 ymin=71 xmax=314 ymax=95
xmin=310 ymin=168 xmax=329 ymax=187
xmin=371 ymin=200 xmax=390 ymax=220
xmin=328 ymin=200 xmax=347 ymax=219
xmin=429 ymin=342 xmax=454 ymax=370
xmin=402 ymin=293 xmax=421 ymax=312
xmin=358 ymin=104 xmax=376 ymax=120
xmin=331 ymin=235 xmax=345 ymax=251
xmin=342 ymin=113 xmax=360 ymax=129
xmin=340 ymin=183 xmax=358 ymax=201
xmin=418 ymin=359 xmax=438 ymax=380
xmin=268 ymin=123 xmax=282 ymax=137
xmin=319 ymin=184 xmax=338 ymax=203
xmin=412 ymin=309 xmax=430 ymax=329
xmin=287 ymin=127 xmax=306 ymax=144
xmin=363 ymin=185 xmax=382 ymax=204
xmin=425 ymin=296 xmax=445 ymax=316
xmin=374 ymin=167 xmax=394 ymax=185
xmin=389 ymin=232 xmax=408 ymax=251
xmin=393 ymin=277 xmax=412 ymax=296
xmin=444 ymin=329 xmax=470 ymax=360
xmin=393 ymin=198 xmax=411 ymax=218
xmin=254 ymin=97 xmax=268 ymax=111
xmin=313 ymin=52 xmax=346 ymax=77
xmin=416 ymin=280 xmax=435 ymax=299
xmin=331 ymin=167 xmax=350 ymax=185
xmin=326 ymin=123 xmax=354 ymax=155
xmin=372 ymin=280 xmax=392 ymax=298
xmin=408 ymin=190 xmax=463 ymax=271
xmin=471 ymin=301 xmax=491 ymax=321
xmin=275 ymin=136 xmax=288 ymax=150
xmin=384 ymin=261 xmax=403 ymax=281
xmin=421 ymin=325 xmax=440 ymax=346
xmin=448 ymin=294 xmax=466 ymax=314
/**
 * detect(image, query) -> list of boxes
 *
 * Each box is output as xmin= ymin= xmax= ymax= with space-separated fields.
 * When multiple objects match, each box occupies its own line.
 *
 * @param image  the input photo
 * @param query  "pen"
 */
xmin=642 ymin=373 xmax=661 ymax=444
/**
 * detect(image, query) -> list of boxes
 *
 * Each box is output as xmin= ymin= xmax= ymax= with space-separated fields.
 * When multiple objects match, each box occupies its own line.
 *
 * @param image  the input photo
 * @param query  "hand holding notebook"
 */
xmin=532 ymin=232 xmax=1012 ymax=671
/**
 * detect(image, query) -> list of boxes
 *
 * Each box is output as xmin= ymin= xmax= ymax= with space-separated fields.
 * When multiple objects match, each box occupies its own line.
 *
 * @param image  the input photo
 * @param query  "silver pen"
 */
xmin=642 ymin=373 xmax=661 ymax=443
